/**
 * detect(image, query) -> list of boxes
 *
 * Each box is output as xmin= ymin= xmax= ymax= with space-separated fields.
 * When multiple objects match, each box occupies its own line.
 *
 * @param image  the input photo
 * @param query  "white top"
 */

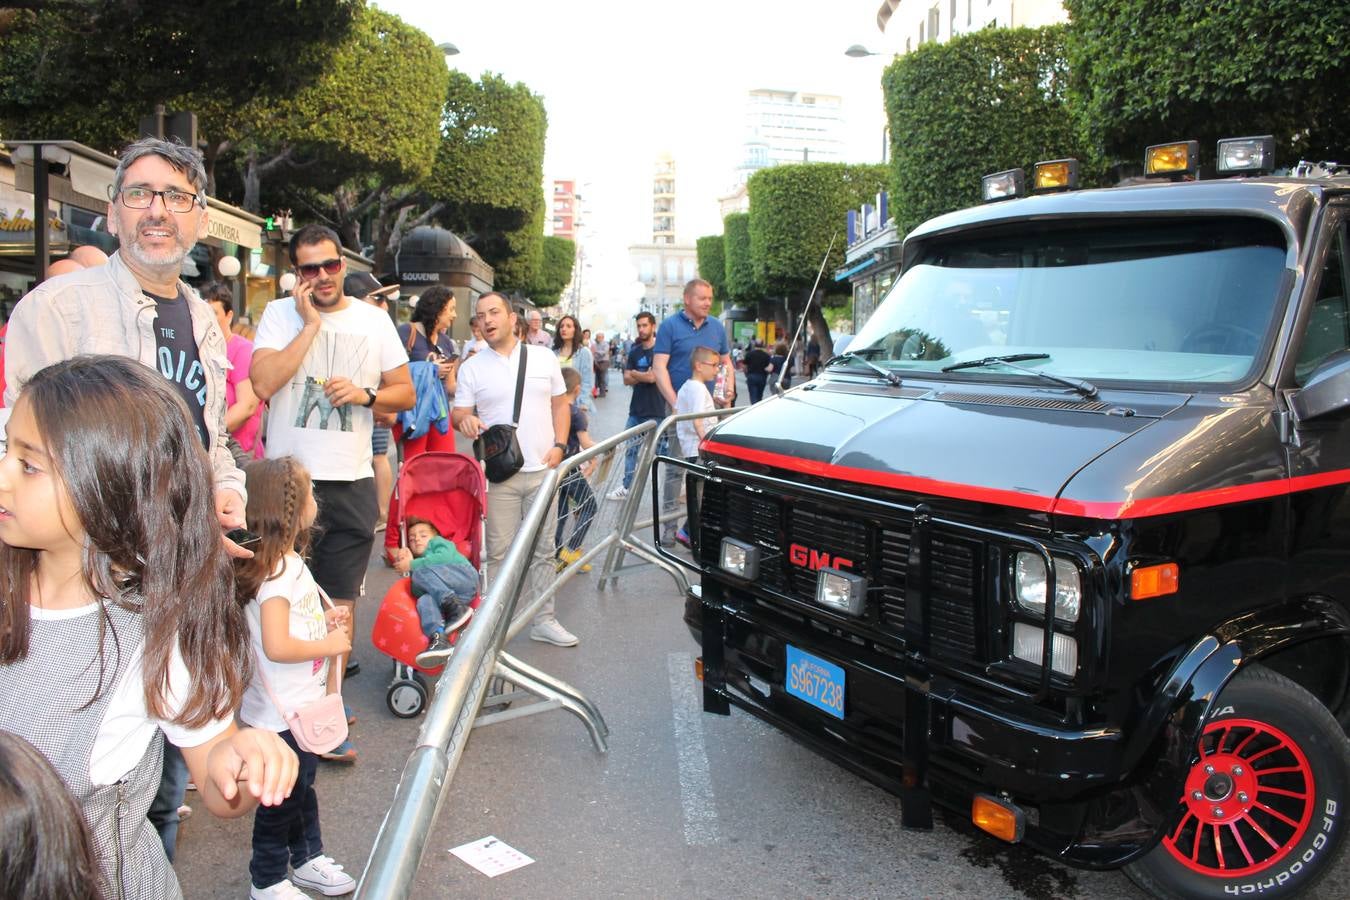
xmin=254 ymin=297 xmax=408 ymax=481
xmin=28 ymin=603 xmax=233 ymax=786
xmin=240 ymin=553 xmax=331 ymax=734
xmin=676 ymin=379 xmax=716 ymax=457
xmin=454 ymin=340 xmax=565 ymax=473
xmin=462 ymin=337 xmax=490 ymax=357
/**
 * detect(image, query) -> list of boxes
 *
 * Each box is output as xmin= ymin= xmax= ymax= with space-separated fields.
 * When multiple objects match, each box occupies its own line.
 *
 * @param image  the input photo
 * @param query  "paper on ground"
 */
xmin=449 ymin=835 xmax=535 ymax=877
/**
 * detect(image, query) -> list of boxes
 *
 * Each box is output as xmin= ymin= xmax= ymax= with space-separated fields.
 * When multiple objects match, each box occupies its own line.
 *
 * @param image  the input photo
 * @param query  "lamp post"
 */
xmin=845 ymin=44 xmax=891 ymax=163
xmin=844 ymin=43 xmax=879 ymax=58
xmin=437 ymin=42 xmax=460 ymax=57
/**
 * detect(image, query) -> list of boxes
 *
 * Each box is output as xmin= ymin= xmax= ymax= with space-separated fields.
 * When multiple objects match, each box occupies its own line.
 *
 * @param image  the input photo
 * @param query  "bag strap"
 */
xmin=254 ymin=587 xmax=342 ymax=718
xmin=404 ymin=322 xmax=420 ymax=354
xmin=511 ymin=341 xmax=528 ymax=427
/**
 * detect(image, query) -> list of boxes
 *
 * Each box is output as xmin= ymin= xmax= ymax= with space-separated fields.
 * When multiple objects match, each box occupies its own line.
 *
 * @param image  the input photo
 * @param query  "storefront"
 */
xmin=835 ymin=190 xmax=902 ymax=334
xmin=1 ymin=140 xmax=282 ymax=324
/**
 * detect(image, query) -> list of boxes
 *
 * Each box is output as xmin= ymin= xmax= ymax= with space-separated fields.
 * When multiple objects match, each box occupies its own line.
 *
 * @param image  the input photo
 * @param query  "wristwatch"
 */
xmin=363 ymin=387 xmax=378 ymax=407
xmin=553 ymin=442 xmax=567 ymax=452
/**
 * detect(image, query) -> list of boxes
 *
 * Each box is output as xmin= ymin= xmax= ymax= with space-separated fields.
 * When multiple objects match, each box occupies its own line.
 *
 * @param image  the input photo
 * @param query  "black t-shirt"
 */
xmin=148 ymin=290 xmax=209 ymax=447
xmin=626 ymin=341 xmax=666 ymax=418
xmin=566 ymin=401 xmax=589 ymax=456
xmin=743 ymin=347 xmax=771 ymax=375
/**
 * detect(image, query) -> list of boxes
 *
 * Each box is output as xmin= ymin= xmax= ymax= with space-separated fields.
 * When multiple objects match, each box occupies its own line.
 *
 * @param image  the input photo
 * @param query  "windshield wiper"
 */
xmin=825 ymin=351 xmax=903 ymax=387
xmin=941 ymin=353 xmax=1099 ymax=400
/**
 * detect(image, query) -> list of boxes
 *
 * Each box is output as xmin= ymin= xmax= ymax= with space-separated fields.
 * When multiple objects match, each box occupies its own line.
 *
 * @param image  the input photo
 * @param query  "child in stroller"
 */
xmin=392 ymin=516 xmax=475 ymax=667
xmin=370 ymin=450 xmax=486 ymax=718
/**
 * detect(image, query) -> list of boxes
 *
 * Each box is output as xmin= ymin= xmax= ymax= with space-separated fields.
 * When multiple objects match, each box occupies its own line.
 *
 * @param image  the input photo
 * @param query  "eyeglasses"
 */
xmin=296 ymin=259 xmax=343 ymax=279
xmin=113 ymin=186 xmax=203 ymax=213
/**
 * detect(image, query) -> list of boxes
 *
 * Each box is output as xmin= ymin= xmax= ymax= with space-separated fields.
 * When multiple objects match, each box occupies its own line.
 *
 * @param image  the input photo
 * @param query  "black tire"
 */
xmin=386 ymin=678 xmax=427 ymax=719
xmin=1124 ymin=665 xmax=1350 ymax=899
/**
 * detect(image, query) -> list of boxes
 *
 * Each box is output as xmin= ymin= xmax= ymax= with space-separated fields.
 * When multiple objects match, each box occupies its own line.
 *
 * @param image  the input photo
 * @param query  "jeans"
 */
xmin=295 ymin=377 xmax=352 ymax=432
xmin=148 ymin=743 xmax=188 ymax=862
xmin=746 ymin=373 xmax=767 ymax=403
xmin=250 ymin=730 xmax=322 ymax=889
xmin=412 ymin=563 xmax=479 ymax=638
xmin=622 ymin=414 xmax=666 ymax=489
xmin=554 ymin=469 xmax=597 ymax=552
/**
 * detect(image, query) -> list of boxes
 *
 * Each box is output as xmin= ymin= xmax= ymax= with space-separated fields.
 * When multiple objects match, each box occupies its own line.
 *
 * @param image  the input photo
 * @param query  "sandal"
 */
xmin=319 ymin=739 xmax=357 ymax=764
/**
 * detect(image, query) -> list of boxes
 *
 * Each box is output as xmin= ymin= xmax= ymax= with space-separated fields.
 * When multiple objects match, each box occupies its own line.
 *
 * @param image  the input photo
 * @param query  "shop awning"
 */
xmin=835 ymin=255 xmax=879 ymax=281
xmin=205 ymin=200 xmax=263 ymax=250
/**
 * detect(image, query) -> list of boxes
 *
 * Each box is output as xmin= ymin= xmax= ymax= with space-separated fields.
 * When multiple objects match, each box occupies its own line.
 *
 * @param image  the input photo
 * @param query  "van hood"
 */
xmin=699 ymin=379 xmax=1192 ymax=516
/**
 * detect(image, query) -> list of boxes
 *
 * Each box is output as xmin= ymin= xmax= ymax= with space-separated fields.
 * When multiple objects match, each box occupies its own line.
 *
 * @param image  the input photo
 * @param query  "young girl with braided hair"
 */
xmin=234 ymin=457 xmax=356 ymax=899
xmin=0 ymin=356 xmax=298 ymax=900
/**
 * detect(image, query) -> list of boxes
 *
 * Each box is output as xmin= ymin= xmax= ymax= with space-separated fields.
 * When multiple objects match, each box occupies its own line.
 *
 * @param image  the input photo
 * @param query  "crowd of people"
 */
xmin=0 ymin=136 xmax=749 ymax=900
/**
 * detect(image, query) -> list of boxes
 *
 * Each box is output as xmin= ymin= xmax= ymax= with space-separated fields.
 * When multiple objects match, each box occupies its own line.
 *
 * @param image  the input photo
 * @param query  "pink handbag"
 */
xmin=256 ymin=590 xmax=348 ymax=754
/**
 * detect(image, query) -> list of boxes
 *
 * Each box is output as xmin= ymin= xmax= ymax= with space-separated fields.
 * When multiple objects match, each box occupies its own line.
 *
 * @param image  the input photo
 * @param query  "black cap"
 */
xmin=344 ymin=271 xmax=383 ymax=297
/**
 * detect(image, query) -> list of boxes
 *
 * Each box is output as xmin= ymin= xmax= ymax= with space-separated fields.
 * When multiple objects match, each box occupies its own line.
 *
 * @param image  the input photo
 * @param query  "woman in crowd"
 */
xmin=396 ymin=285 xmax=460 ymax=457
xmin=552 ymin=315 xmax=594 ymax=413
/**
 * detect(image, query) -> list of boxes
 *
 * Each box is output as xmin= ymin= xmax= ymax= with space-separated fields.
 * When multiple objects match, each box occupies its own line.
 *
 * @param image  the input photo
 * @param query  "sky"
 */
xmin=373 ymin=0 xmax=897 ymax=321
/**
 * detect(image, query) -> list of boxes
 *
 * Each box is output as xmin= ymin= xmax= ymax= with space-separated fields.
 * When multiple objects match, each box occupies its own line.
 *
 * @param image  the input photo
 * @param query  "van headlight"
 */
xmin=1013 ymin=552 xmax=1081 ymax=623
xmin=1012 ymin=623 xmax=1079 ymax=677
xmin=720 ymin=538 xmax=759 ymax=581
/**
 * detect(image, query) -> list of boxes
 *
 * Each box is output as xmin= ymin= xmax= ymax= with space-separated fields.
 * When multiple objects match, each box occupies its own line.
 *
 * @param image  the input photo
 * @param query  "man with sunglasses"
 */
xmin=4 ymin=136 xmax=248 ymax=543
xmin=250 ymin=226 xmax=414 ymax=760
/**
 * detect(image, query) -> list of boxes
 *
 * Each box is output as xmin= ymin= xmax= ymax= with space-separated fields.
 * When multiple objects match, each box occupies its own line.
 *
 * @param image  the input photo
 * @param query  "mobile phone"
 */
xmin=225 ymin=527 xmax=262 ymax=549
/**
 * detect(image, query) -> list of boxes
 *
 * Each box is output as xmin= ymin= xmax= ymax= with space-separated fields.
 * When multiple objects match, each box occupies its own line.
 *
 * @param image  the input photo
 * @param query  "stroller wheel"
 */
xmin=386 ymin=678 xmax=427 ymax=718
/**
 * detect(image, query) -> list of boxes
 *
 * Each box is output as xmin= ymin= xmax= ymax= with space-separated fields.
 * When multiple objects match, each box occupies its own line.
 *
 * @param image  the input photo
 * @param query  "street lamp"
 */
xmin=845 ymin=45 xmax=891 ymax=163
xmin=845 ymin=44 xmax=879 ymax=58
xmin=437 ymin=42 xmax=460 ymax=56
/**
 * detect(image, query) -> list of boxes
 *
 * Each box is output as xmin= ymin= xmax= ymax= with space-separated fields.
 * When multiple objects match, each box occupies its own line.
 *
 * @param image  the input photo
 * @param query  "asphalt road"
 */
xmin=175 ymin=368 xmax=1350 ymax=899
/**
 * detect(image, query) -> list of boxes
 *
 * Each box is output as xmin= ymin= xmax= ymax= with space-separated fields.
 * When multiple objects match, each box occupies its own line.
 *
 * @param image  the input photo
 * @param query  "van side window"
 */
xmin=1294 ymin=220 xmax=1350 ymax=386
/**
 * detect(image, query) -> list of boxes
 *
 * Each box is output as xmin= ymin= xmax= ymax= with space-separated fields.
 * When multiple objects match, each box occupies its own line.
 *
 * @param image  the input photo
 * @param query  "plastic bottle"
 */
xmin=713 ymin=364 xmax=728 ymax=403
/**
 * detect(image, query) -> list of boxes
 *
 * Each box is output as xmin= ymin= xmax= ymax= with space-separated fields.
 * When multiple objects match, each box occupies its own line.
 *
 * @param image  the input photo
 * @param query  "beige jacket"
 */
xmin=3 ymin=250 xmax=246 ymax=501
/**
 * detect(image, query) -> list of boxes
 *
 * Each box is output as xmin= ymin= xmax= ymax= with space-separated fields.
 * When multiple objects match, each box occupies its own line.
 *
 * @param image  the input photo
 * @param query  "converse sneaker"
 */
xmin=529 ymin=618 xmax=579 ymax=647
xmin=291 ymin=855 xmax=356 ymax=896
xmin=415 ymin=632 xmax=453 ymax=668
xmin=606 ymin=485 xmax=630 ymax=501
xmin=443 ymin=600 xmax=473 ymax=633
xmin=250 ymin=880 xmax=312 ymax=900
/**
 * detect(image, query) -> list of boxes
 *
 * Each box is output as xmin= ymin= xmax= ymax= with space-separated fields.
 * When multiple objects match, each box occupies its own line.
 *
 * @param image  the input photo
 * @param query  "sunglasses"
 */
xmin=297 ymin=258 xmax=342 ymax=279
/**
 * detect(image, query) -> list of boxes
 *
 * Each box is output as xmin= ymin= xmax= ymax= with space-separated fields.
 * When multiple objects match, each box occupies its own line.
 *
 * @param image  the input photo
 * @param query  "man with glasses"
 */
xmin=250 ymin=226 xmax=414 ymax=762
xmin=4 ymin=136 xmax=247 ymax=535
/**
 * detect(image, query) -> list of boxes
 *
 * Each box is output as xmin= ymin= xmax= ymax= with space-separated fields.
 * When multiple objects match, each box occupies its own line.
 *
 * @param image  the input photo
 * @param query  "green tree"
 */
xmin=883 ymin=26 xmax=1092 ymax=234
xmin=747 ymin=163 xmax=888 ymax=357
xmin=425 ymin=71 xmax=548 ymax=287
xmin=723 ymin=212 xmax=755 ymax=303
xmin=525 ymin=235 xmax=575 ymax=307
xmin=0 ymin=2 xmax=360 ymax=152
xmin=696 ymin=235 xmax=727 ymax=305
xmin=1064 ymin=0 xmax=1349 ymax=167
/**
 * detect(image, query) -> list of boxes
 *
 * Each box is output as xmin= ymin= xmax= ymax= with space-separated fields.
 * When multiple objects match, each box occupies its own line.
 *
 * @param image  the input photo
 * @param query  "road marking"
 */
xmin=667 ymin=652 xmax=721 ymax=845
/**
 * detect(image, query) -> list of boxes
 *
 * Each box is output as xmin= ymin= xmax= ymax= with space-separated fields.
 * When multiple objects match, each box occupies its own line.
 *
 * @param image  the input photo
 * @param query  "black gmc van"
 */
xmin=670 ymin=148 xmax=1350 ymax=898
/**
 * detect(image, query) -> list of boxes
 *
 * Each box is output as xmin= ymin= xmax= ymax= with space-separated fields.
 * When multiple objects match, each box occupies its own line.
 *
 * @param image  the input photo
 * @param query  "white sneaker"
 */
xmin=529 ymin=618 xmax=579 ymax=647
xmin=606 ymin=486 xmax=630 ymax=501
xmin=251 ymin=881 xmax=312 ymax=900
xmin=291 ymin=855 xmax=356 ymax=896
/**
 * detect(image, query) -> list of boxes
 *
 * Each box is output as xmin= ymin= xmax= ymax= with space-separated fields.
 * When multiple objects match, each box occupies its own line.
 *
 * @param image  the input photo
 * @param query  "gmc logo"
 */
xmin=789 ymin=543 xmax=853 ymax=571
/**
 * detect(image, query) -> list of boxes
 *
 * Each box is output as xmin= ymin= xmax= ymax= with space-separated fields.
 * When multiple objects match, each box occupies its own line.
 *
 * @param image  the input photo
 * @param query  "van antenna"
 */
xmin=773 ymin=233 xmax=836 ymax=397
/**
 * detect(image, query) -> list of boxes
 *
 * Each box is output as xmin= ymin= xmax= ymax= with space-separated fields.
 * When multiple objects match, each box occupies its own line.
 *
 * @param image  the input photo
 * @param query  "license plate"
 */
xmin=785 ymin=645 xmax=845 ymax=719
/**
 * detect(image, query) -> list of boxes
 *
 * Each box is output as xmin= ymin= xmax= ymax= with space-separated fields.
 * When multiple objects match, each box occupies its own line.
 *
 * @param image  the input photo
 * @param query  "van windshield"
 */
xmin=845 ymin=217 xmax=1288 ymax=386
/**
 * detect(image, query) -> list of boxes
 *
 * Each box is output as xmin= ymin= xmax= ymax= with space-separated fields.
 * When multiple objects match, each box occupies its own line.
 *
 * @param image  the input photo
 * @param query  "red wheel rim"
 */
xmin=1163 ymin=717 xmax=1315 ymax=876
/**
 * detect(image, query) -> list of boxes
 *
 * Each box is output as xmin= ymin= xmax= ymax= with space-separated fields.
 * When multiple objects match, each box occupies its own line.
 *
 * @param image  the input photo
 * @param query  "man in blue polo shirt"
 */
xmin=653 ymin=278 xmax=734 ymax=410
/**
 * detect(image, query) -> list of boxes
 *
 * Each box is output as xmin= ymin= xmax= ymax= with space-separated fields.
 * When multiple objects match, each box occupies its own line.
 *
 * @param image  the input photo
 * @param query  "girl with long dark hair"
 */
xmin=552 ymin=315 xmax=594 ymax=412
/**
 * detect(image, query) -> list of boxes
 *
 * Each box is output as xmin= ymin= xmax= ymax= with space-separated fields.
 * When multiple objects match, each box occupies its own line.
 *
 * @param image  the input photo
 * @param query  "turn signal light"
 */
xmin=694 ymin=657 xmax=704 ymax=681
xmin=1131 ymin=562 xmax=1180 ymax=600
xmin=972 ymin=794 xmax=1025 ymax=842
xmin=1145 ymin=141 xmax=1198 ymax=177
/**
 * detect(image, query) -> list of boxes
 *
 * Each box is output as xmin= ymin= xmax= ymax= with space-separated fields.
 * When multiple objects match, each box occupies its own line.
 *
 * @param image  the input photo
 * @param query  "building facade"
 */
xmin=876 ymin=0 xmax=1068 ymax=53
xmin=742 ymin=89 xmax=845 ymax=169
xmin=653 ymin=153 xmax=676 ymax=244
xmin=627 ymin=241 xmax=698 ymax=322
xmin=549 ymin=178 xmax=577 ymax=240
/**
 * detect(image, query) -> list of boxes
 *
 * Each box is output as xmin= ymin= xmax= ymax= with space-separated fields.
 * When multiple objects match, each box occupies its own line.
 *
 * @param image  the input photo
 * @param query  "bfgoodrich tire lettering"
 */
xmin=1125 ymin=665 xmax=1350 ymax=899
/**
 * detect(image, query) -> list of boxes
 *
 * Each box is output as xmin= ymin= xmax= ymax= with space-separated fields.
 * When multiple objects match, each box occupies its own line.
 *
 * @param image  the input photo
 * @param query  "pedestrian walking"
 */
xmin=554 ymin=367 xmax=598 ymax=571
xmin=525 ymin=308 xmax=553 ymax=347
xmin=742 ymin=339 xmax=771 ymax=404
xmin=591 ymin=330 xmax=611 ymax=397
xmin=453 ymin=293 xmax=578 ymax=647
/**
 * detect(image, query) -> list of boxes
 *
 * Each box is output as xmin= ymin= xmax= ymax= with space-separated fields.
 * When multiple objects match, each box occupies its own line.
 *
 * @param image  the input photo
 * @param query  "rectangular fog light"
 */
xmin=1012 ymin=622 xmax=1078 ymax=677
xmin=816 ymin=567 xmax=867 ymax=617
xmin=720 ymin=538 xmax=759 ymax=580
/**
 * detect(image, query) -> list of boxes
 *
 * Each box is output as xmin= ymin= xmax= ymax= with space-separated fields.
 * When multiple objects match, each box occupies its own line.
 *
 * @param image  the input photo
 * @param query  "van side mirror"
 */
xmin=1292 ymin=350 xmax=1350 ymax=422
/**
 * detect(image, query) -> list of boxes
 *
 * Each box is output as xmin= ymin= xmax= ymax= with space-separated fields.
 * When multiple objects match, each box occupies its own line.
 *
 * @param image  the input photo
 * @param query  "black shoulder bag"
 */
xmin=476 ymin=344 xmax=529 ymax=483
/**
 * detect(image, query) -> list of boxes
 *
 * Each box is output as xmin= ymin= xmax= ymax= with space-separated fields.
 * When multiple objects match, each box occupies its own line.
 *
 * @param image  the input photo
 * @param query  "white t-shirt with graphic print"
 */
xmin=239 ymin=553 xmax=333 ymax=734
xmin=254 ymin=297 xmax=408 ymax=481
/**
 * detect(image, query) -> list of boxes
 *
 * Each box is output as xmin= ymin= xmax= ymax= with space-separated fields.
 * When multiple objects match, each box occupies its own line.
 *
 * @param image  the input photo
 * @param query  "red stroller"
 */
xmin=370 ymin=450 xmax=486 ymax=718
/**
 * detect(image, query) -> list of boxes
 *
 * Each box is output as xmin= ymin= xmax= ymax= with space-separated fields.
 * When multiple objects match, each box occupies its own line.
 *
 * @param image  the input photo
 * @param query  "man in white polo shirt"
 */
xmin=453 ymin=292 xmax=577 ymax=646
